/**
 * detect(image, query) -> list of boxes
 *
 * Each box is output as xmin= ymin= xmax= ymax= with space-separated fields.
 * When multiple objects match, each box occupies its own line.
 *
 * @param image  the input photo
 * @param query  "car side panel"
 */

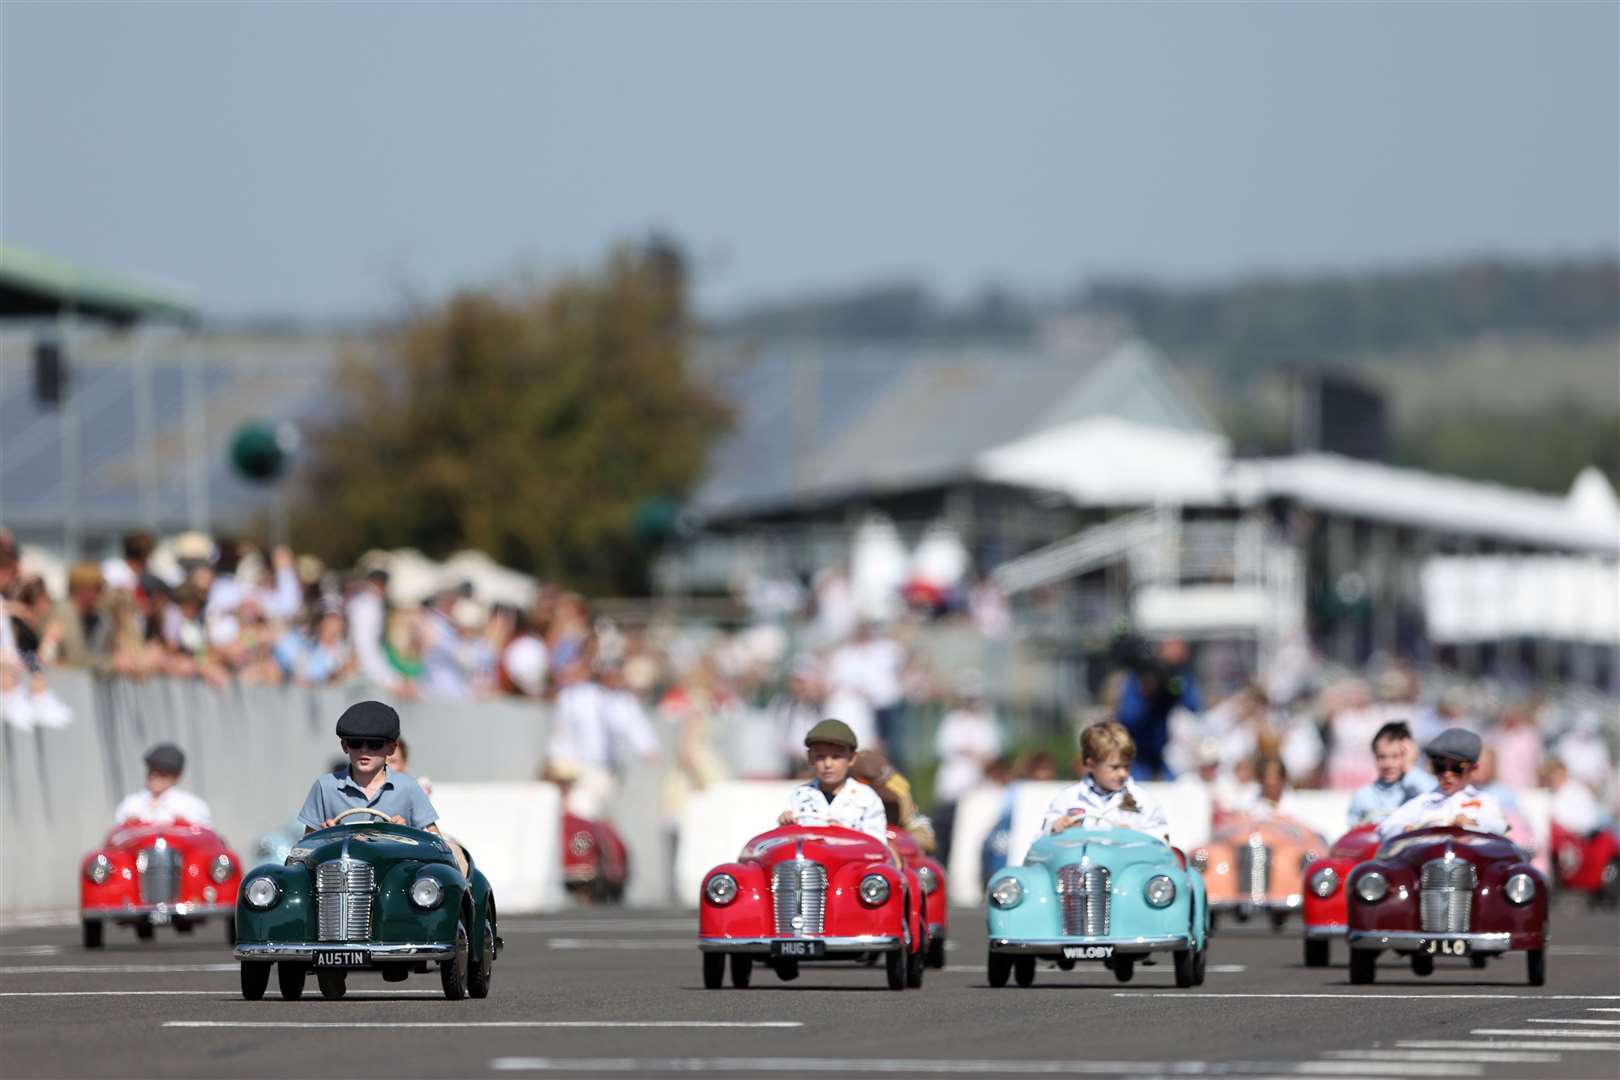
xmin=698 ymin=863 xmax=771 ymax=939
xmin=235 ymin=865 xmax=314 ymax=942
xmin=376 ymin=862 xmax=462 ymax=943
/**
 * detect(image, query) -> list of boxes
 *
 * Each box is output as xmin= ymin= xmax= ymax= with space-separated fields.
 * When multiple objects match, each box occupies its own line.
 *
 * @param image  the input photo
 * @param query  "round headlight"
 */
xmin=210 ymin=854 xmax=233 ymax=883
xmin=409 ymin=876 xmax=444 ymax=909
xmin=86 ymin=854 xmax=111 ymax=885
xmin=1309 ymin=867 xmax=1339 ymax=898
xmin=704 ymin=873 xmax=738 ymax=906
xmin=1504 ymin=872 xmax=1535 ymax=906
xmin=243 ymin=876 xmax=280 ymax=909
xmin=569 ymin=831 xmax=594 ymax=857
xmin=915 ymin=865 xmax=937 ymax=895
xmin=989 ymin=876 xmax=1023 ymax=909
xmin=1190 ymin=849 xmax=1209 ymax=873
xmin=1355 ymin=871 xmax=1388 ymax=904
xmin=1144 ymin=874 xmax=1176 ymax=908
xmin=858 ymin=873 xmax=891 ymax=906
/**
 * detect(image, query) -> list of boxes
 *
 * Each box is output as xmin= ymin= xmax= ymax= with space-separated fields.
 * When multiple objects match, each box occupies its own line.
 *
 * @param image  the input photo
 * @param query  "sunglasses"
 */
xmin=1428 ymin=758 xmax=1469 ymax=776
xmin=344 ymin=738 xmax=390 ymax=752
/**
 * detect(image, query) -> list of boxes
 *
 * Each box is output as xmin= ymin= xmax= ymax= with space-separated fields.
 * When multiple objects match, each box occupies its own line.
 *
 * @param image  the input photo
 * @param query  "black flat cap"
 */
xmin=1425 ymin=727 xmax=1482 ymax=765
xmin=335 ymin=700 xmax=401 ymax=741
xmin=143 ymin=743 xmax=185 ymax=774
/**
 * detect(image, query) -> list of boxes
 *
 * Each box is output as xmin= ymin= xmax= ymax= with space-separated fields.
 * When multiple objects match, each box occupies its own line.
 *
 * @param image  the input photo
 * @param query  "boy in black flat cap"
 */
xmin=777 ymin=718 xmax=887 ymax=841
xmin=114 ymin=743 xmax=212 ymax=826
xmin=1376 ymin=728 xmax=1509 ymax=840
xmin=298 ymin=701 xmax=440 ymax=835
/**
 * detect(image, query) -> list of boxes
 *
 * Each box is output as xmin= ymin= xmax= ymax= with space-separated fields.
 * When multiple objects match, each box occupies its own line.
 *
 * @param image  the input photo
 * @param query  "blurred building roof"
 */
xmin=692 ymin=335 xmax=1216 ymax=517
xmin=0 ymin=244 xmax=197 ymax=325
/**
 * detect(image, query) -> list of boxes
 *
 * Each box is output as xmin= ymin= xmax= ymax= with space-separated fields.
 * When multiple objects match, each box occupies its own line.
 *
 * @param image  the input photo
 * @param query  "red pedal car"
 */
xmin=1301 ymin=823 xmax=1380 ymax=967
xmin=1550 ymin=822 xmax=1620 ymax=908
xmin=562 ymin=813 xmax=630 ymax=903
xmin=1346 ymin=826 xmax=1548 ymax=985
xmin=888 ymin=826 xmax=948 ymax=968
xmin=80 ymin=822 xmax=242 ymax=948
xmin=698 ymin=825 xmax=929 ymax=990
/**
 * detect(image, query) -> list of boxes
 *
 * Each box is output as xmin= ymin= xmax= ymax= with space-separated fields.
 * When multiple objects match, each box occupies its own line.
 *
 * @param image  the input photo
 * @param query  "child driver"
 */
xmin=777 ymin=719 xmax=887 ymax=841
xmin=1041 ymin=721 xmax=1170 ymax=841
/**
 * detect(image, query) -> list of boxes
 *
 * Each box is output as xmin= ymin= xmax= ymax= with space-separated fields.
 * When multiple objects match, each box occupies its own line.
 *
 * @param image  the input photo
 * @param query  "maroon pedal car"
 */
xmin=1346 ymin=825 xmax=1548 ymax=985
xmin=562 ymin=813 xmax=629 ymax=903
xmin=81 ymin=822 xmax=242 ymax=948
xmin=698 ymin=825 xmax=930 ymax=990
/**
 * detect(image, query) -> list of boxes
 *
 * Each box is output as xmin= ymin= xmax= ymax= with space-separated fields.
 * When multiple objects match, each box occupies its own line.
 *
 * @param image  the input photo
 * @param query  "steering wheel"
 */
xmin=331 ymin=807 xmax=396 ymax=826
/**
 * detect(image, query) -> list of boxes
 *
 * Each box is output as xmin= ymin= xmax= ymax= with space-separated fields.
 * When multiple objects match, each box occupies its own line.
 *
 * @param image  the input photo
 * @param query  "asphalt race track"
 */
xmin=1 ymin=903 xmax=1616 ymax=1079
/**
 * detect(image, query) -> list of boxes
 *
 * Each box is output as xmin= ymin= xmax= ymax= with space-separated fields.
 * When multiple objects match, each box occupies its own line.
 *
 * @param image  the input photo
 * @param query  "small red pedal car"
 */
xmin=1300 ymin=823 xmax=1380 ymax=967
xmin=562 ymin=813 xmax=630 ymax=903
xmin=698 ymin=825 xmax=929 ymax=990
xmin=887 ymin=826 xmax=948 ymax=968
xmin=80 ymin=822 xmax=242 ymax=948
xmin=1346 ymin=825 xmax=1548 ymax=985
xmin=1550 ymin=822 xmax=1620 ymax=908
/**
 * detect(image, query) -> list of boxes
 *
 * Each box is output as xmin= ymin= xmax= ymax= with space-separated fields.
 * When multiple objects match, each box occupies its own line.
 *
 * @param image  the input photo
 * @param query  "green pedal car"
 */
xmin=233 ymin=808 xmax=500 ymax=1001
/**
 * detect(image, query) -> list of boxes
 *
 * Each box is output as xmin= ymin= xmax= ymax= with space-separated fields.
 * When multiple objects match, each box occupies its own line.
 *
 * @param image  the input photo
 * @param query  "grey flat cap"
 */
xmin=1424 ymin=727 xmax=1482 ymax=764
xmin=143 ymin=743 xmax=186 ymax=774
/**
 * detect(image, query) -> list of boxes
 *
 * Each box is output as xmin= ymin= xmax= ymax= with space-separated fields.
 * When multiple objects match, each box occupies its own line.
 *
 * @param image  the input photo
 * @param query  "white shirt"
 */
xmin=786 ymin=778 xmax=887 ymax=841
xmin=828 ymin=638 xmax=904 ymax=710
xmin=1040 ymin=777 xmax=1169 ymax=840
xmin=1375 ymin=784 xmax=1510 ymax=840
xmin=346 ymin=588 xmax=395 ymax=688
xmin=933 ymin=707 xmax=1003 ymax=803
xmin=551 ymin=681 xmax=659 ymax=772
xmin=114 ymin=786 xmax=212 ymax=827
xmin=1549 ymin=777 xmax=1602 ymax=835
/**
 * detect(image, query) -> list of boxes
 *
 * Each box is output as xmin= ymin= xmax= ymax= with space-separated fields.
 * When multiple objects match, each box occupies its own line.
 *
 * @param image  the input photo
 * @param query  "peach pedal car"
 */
xmin=1192 ymin=813 xmax=1327 ymax=931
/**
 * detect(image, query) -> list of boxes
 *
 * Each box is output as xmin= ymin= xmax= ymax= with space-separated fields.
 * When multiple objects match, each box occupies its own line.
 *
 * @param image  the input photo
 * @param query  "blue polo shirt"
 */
xmin=297 ymin=766 xmax=439 ymax=831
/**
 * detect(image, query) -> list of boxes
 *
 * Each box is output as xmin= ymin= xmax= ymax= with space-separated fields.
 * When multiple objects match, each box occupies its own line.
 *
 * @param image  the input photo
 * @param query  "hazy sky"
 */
xmin=2 ymin=2 xmax=1616 ymax=321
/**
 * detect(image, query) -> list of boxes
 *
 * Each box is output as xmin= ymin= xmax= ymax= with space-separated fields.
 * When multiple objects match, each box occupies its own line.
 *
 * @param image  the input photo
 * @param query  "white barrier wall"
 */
xmin=673 ymin=780 xmax=798 ymax=906
xmin=0 ymin=671 xmax=575 ymax=913
xmin=429 ymin=782 xmax=564 ymax=913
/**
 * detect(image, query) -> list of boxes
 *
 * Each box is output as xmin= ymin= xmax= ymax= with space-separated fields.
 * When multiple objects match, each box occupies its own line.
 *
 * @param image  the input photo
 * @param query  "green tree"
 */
xmin=292 ymin=239 xmax=730 ymax=593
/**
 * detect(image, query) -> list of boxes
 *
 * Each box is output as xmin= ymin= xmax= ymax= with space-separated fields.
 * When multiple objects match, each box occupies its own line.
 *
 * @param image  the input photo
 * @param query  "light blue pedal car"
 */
xmin=986 ymin=824 xmax=1209 ymax=988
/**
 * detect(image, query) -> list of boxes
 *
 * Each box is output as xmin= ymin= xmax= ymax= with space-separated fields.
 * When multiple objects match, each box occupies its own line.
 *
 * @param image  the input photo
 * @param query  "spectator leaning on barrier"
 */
xmin=101 ymin=530 xmax=155 ymax=594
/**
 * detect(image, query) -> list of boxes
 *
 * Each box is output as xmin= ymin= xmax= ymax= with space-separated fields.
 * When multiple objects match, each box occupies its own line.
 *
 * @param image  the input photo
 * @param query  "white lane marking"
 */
xmin=0 ymin=912 xmax=77 ymax=930
xmin=940 ymin=964 xmax=1246 ymax=975
xmin=1114 ymin=993 xmax=1620 ymax=1000
xmin=1399 ymin=1040 xmax=1620 ymax=1053
xmin=1526 ymin=1018 xmax=1620 ymax=1025
xmin=1550 ymin=945 xmax=1620 ymax=955
xmin=1590 ymin=1008 xmax=1620 ymax=1012
xmin=0 ymin=964 xmax=237 ymax=974
xmin=1325 ymin=1049 xmax=1561 ymax=1064
xmin=1471 ymin=1029 xmax=1620 ymax=1039
xmin=546 ymin=939 xmax=690 ymax=950
xmin=501 ymin=920 xmax=694 ymax=934
xmin=486 ymin=1059 xmax=1480 ymax=1076
xmin=167 ymin=1021 xmax=805 ymax=1030
xmin=0 ymin=989 xmax=444 ymax=997
xmin=0 ymin=945 xmax=61 ymax=956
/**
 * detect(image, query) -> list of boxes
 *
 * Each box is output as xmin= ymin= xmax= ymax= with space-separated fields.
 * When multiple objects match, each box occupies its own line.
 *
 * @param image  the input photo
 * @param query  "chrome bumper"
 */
xmin=233 ymin=942 xmax=456 ymax=962
xmin=698 ymin=935 xmax=901 ymax=955
xmin=1303 ymin=923 xmax=1348 ymax=939
xmin=1346 ymin=930 xmax=1513 ymax=954
xmin=988 ymin=935 xmax=1190 ymax=955
xmin=84 ymin=903 xmax=234 ymax=921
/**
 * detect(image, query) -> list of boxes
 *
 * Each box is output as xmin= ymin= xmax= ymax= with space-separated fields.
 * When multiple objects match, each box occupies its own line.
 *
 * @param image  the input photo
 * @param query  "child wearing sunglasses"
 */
xmin=1375 ymin=728 xmax=1509 ymax=840
xmin=297 ymin=700 xmax=440 ymax=835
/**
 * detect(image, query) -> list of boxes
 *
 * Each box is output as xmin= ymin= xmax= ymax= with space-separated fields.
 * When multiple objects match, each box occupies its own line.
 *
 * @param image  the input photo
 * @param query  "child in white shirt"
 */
xmin=1040 ymin=721 xmax=1170 ymax=842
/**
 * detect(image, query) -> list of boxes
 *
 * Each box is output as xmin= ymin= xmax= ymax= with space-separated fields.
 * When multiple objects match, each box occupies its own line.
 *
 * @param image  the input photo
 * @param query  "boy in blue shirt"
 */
xmin=298 ymin=700 xmax=440 ymax=835
xmin=1346 ymin=721 xmax=1436 ymax=827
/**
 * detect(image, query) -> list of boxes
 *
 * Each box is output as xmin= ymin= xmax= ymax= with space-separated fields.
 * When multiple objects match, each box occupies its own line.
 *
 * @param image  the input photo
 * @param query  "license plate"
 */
xmin=771 ymin=940 xmax=826 ymax=960
xmin=1062 ymin=944 xmax=1114 ymax=960
xmin=1424 ymin=938 xmax=1470 ymax=956
xmin=313 ymin=949 xmax=370 ymax=967
xmin=148 ymin=912 xmax=172 ymax=927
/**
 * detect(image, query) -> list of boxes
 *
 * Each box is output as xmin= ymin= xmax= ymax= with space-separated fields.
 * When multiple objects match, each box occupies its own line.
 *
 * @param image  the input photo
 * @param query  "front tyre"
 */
xmin=906 ymin=944 xmax=925 ymax=988
xmin=81 ymin=920 xmax=103 ymax=949
xmin=240 ymin=961 xmax=271 ymax=1000
xmin=277 ymin=962 xmax=306 ymax=1000
xmin=885 ymin=948 xmax=906 ymax=990
xmin=729 ymin=954 xmax=752 ymax=989
xmin=440 ymin=915 xmax=470 ymax=1000
xmin=702 ymin=953 xmax=725 ymax=990
xmin=317 ymin=970 xmax=348 ymax=1000
xmin=1349 ymin=949 xmax=1377 ymax=985
xmin=926 ymin=935 xmax=946 ymax=969
xmin=987 ymin=951 xmax=1012 ymax=988
xmin=468 ymin=905 xmax=496 ymax=999
xmin=1526 ymin=948 xmax=1546 ymax=986
xmin=1013 ymin=955 xmax=1036 ymax=987
xmin=1303 ymin=938 xmax=1329 ymax=968
xmin=1192 ymin=943 xmax=1207 ymax=985
xmin=1174 ymin=948 xmax=1197 ymax=988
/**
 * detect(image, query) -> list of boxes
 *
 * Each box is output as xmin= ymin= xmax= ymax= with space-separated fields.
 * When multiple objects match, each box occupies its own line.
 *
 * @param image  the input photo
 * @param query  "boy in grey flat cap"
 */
xmin=1376 ymin=728 xmax=1509 ymax=840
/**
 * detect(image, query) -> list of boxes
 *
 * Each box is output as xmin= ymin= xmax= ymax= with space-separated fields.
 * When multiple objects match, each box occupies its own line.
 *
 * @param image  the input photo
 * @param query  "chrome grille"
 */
xmin=315 ymin=859 xmax=375 ymax=942
xmin=1420 ymin=857 xmax=1475 ymax=932
xmin=1237 ymin=835 xmax=1271 ymax=900
xmin=1057 ymin=864 xmax=1110 ymax=936
xmin=135 ymin=842 xmax=181 ymax=905
xmin=771 ymin=859 xmax=827 ymax=935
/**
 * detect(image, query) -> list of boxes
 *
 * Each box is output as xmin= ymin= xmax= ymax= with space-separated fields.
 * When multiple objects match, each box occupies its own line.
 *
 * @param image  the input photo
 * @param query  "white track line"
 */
xmin=487 ymin=1059 xmax=1479 ymax=1076
xmin=1114 ymin=993 xmax=1620 ymax=1000
xmin=1526 ymin=1018 xmax=1620 ymax=1025
xmin=1325 ymin=1049 xmax=1561 ymax=1064
xmin=940 ymin=964 xmax=1246 ymax=975
xmin=167 ymin=1021 xmax=804 ymax=1030
xmin=1399 ymin=1040 xmax=1620 ymax=1053
xmin=1550 ymin=945 xmax=1620 ymax=955
xmin=1470 ymin=1028 xmax=1620 ymax=1039
xmin=1590 ymin=1008 xmax=1620 ymax=1012
xmin=545 ymin=939 xmax=690 ymax=950
xmin=0 ymin=989 xmax=446 ymax=997
xmin=0 ymin=963 xmax=238 ymax=974
xmin=0 ymin=946 xmax=62 ymax=956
